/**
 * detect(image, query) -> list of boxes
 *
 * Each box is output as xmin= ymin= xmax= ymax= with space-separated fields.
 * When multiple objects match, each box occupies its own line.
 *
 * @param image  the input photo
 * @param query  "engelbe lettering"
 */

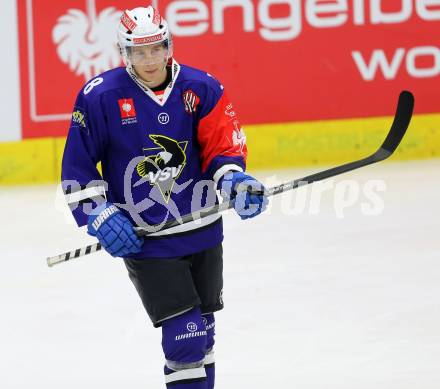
xmin=164 ymin=0 xmax=440 ymax=42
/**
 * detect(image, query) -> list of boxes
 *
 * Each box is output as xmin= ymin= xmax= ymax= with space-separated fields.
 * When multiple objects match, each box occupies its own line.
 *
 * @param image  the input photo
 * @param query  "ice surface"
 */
xmin=0 ymin=160 xmax=439 ymax=388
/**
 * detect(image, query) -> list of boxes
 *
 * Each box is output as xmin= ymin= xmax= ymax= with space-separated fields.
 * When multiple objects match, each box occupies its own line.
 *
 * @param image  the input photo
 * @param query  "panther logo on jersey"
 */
xmin=136 ymin=135 xmax=188 ymax=203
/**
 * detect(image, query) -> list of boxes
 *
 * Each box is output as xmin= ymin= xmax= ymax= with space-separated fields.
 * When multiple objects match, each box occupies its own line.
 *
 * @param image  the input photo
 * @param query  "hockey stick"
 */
xmin=47 ymin=90 xmax=414 ymax=267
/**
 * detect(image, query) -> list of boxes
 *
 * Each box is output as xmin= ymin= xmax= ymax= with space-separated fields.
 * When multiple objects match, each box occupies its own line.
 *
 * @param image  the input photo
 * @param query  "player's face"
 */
xmin=130 ymin=43 xmax=168 ymax=86
xmin=129 ymin=43 xmax=168 ymax=66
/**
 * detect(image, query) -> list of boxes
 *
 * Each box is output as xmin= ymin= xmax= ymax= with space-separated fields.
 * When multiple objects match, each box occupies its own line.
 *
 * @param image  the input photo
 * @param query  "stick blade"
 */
xmin=380 ymin=90 xmax=414 ymax=156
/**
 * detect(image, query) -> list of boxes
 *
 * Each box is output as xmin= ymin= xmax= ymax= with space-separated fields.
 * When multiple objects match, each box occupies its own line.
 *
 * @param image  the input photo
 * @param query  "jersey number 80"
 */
xmin=84 ymin=77 xmax=104 ymax=95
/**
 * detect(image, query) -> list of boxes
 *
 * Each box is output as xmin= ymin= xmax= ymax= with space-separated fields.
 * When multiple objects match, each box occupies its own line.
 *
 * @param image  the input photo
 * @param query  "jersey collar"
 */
xmin=126 ymin=59 xmax=181 ymax=107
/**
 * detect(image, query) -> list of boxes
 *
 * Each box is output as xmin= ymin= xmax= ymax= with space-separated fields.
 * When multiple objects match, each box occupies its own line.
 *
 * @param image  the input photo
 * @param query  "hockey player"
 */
xmin=61 ymin=5 xmax=268 ymax=389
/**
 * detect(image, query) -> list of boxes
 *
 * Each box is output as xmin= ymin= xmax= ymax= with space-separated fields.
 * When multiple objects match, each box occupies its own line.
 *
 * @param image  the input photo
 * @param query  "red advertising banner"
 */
xmin=18 ymin=0 xmax=440 ymax=139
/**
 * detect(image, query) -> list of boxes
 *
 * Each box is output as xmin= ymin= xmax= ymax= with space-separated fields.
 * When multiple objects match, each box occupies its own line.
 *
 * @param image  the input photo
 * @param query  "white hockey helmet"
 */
xmin=117 ymin=6 xmax=173 ymax=66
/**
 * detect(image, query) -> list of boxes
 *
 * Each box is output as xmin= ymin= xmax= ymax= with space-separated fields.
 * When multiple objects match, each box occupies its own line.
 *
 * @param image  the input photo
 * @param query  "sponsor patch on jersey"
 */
xmin=71 ymin=106 xmax=88 ymax=133
xmin=136 ymin=135 xmax=189 ymax=203
xmin=158 ymin=112 xmax=170 ymax=125
xmin=183 ymin=90 xmax=200 ymax=114
xmin=232 ymin=120 xmax=247 ymax=155
xmin=225 ymin=103 xmax=246 ymax=155
xmin=118 ymin=98 xmax=138 ymax=125
xmin=225 ymin=103 xmax=237 ymax=119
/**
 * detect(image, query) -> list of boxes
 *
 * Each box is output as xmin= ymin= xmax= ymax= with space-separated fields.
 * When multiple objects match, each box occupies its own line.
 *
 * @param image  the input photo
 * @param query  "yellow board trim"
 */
xmin=0 ymin=113 xmax=439 ymax=185
xmin=246 ymin=113 xmax=440 ymax=170
xmin=0 ymin=138 xmax=58 ymax=184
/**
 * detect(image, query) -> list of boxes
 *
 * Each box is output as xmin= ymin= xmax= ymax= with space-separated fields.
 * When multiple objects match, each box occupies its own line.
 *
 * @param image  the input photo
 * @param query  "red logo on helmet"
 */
xmin=118 ymin=98 xmax=136 ymax=118
xmin=133 ymin=34 xmax=163 ymax=45
xmin=152 ymin=9 xmax=161 ymax=26
xmin=121 ymin=11 xmax=137 ymax=31
xmin=183 ymin=90 xmax=200 ymax=114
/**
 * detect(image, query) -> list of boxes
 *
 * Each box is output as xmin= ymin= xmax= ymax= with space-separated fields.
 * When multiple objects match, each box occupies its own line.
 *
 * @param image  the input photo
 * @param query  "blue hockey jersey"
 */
xmin=62 ymin=60 xmax=247 ymax=258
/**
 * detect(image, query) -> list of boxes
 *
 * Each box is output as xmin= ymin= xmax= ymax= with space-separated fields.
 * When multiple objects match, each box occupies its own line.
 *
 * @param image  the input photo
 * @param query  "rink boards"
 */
xmin=1 ymin=112 xmax=439 ymax=185
xmin=2 ymin=1 xmax=440 ymax=184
